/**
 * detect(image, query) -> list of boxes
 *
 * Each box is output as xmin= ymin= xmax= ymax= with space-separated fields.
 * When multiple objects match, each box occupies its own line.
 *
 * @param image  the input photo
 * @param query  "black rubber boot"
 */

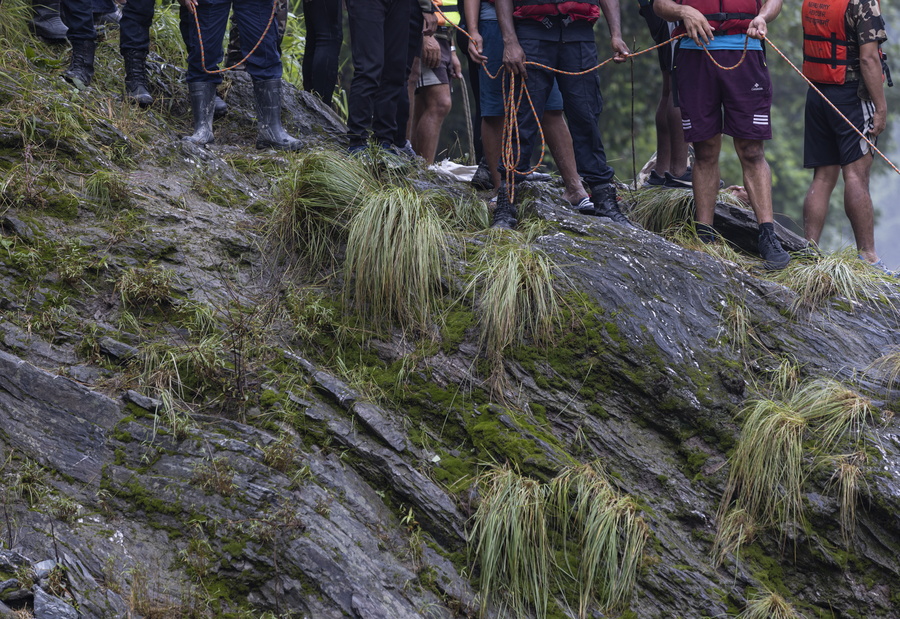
xmin=123 ymin=49 xmax=153 ymax=107
xmin=184 ymin=82 xmax=216 ymax=145
xmin=30 ymin=0 xmax=67 ymax=41
xmin=490 ymin=185 xmax=518 ymax=230
xmin=253 ymin=79 xmax=301 ymax=151
xmin=214 ymin=94 xmax=227 ymax=119
xmin=63 ymin=39 xmax=96 ymax=90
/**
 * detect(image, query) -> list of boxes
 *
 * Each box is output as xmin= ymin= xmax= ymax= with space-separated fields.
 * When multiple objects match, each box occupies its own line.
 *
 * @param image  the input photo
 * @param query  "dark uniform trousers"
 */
xmin=184 ymin=0 xmax=282 ymax=84
xmin=509 ymin=24 xmax=615 ymax=189
xmin=345 ymin=0 xmax=412 ymax=148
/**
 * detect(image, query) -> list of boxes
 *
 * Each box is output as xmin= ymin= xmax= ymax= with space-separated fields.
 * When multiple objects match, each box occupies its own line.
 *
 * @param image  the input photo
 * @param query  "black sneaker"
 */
xmin=491 ymin=186 xmax=518 ymax=229
xmin=696 ymin=222 xmax=718 ymax=244
xmin=583 ymin=184 xmax=635 ymax=227
xmin=664 ymin=167 xmax=693 ymax=188
xmin=758 ymin=224 xmax=790 ymax=270
xmin=643 ymin=170 xmax=666 ymax=187
xmin=471 ymin=159 xmax=493 ymax=190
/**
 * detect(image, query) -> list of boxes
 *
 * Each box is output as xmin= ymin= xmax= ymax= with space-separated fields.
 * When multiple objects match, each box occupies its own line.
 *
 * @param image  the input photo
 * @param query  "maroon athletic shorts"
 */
xmin=674 ymin=49 xmax=772 ymax=143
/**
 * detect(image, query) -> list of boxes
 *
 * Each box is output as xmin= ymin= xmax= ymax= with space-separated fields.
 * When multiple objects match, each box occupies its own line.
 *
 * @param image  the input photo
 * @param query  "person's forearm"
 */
xmin=651 ymin=0 xmax=685 ymax=23
xmin=598 ymin=0 xmax=623 ymax=39
xmin=860 ymin=48 xmax=887 ymax=112
xmin=496 ymin=0 xmax=518 ymax=44
xmin=757 ymin=0 xmax=782 ymax=23
xmin=464 ymin=0 xmax=480 ymax=33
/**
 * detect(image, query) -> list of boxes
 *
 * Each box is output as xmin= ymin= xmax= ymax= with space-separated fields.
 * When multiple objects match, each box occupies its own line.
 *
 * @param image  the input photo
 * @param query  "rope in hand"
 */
xmin=188 ymin=0 xmax=279 ymax=75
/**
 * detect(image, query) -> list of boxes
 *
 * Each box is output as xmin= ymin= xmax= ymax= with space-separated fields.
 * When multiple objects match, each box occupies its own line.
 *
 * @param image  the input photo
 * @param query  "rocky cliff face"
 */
xmin=2 ymin=31 xmax=900 ymax=619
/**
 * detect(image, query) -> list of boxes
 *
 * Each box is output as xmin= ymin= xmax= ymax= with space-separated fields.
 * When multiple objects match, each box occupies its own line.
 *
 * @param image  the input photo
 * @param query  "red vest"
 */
xmin=671 ymin=0 xmax=761 ymax=37
xmin=801 ymin=0 xmax=852 ymax=84
xmin=512 ymin=0 xmax=601 ymax=23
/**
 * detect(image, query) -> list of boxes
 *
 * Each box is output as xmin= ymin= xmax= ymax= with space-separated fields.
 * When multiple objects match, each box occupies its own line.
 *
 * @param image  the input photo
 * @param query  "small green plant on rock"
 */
xmin=736 ymin=588 xmax=805 ymax=619
xmin=84 ymin=168 xmax=132 ymax=212
xmin=116 ymin=263 xmax=174 ymax=308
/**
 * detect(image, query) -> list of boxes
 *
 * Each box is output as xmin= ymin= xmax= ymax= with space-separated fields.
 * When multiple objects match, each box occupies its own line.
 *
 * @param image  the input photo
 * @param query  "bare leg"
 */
xmin=692 ymin=135 xmax=722 ymax=225
xmin=543 ymin=110 xmax=588 ymax=205
xmin=664 ymin=72 xmax=688 ymax=176
xmin=842 ymin=154 xmax=878 ymax=262
xmin=411 ymin=83 xmax=452 ymax=164
xmin=802 ymin=165 xmax=840 ymax=245
xmin=733 ymin=137 xmax=774 ymax=224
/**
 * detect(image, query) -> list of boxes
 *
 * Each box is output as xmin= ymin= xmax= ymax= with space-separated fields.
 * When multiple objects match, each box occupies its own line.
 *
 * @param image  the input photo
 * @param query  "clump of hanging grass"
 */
xmin=711 ymin=508 xmax=757 ymax=567
xmin=718 ymin=379 xmax=873 ymax=549
xmin=343 ymin=185 xmax=450 ymax=332
xmin=737 ymin=589 xmax=806 ymax=619
xmin=868 ymin=347 xmax=900 ymax=393
xmin=548 ymin=463 xmax=649 ymax=616
xmin=470 ymin=465 xmax=551 ymax=619
xmin=430 ymin=190 xmax=490 ymax=231
xmin=718 ymin=295 xmax=754 ymax=352
xmin=83 ymin=168 xmax=132 ymax=212
xmin=765 ymin=356 xmax=801 ymax=397
xmin=468 ymin=224 xmax=565 ymax=373
xmin=768 ymin=247 xmax=893 ymax=313
xmin=720 ymin=397 xmax=808 ymax=531
xmin=626 ymin=187 xmax=745 ymax=234
xmin=626 ymin=186 xmax=694 ymax=233
xmin=794 ymin=379 xmax=872 ymax=452
xmin=269 ymin=149 xmax=375 ymax=270
xmin=0 ymin=0 xmax=31 ymax=54
xmin=826 ymin=452 xmax=867 ymax=547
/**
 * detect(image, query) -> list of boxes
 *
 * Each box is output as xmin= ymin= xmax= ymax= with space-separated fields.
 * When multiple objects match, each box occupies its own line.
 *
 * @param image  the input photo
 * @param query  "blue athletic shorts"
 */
xmin=478 ymin=19 xmax=563 ymax=117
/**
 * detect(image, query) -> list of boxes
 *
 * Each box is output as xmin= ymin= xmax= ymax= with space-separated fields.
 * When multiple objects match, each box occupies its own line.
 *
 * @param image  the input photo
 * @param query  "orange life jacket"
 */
xmin=512 ymin=0 xmax=601 ymax=24
xmin=671 ymin=0 xmax=761 ymax=37
xmin=801 ymin=0 xmax=853 ymax=84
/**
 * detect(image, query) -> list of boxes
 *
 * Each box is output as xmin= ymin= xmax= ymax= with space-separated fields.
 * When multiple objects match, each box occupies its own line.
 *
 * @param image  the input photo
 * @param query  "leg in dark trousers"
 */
xmin=345 ymin=0 xmax=411 ymax=148
xmin=302 ymin=0 xmax=343 ymax=108
xmin=395 ymin=0 xmax=424 ymax=147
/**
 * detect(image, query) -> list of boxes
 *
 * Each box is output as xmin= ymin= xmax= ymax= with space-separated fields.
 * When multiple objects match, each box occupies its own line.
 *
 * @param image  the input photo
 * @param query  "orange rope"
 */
xmin=189 ymin=0 xmax=279 ymax=75
xmin=764 ymin=35 xmax=900 ymax=177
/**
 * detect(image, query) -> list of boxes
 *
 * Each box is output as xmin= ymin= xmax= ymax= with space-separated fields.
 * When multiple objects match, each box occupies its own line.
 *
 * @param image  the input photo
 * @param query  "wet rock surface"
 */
xmin=1 ymin=56 xmax=899 ymax=619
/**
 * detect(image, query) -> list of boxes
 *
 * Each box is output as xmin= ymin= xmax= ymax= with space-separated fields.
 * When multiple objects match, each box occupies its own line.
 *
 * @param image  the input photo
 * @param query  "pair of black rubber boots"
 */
xmin=184 ymin=80 xmax=301 ymax=151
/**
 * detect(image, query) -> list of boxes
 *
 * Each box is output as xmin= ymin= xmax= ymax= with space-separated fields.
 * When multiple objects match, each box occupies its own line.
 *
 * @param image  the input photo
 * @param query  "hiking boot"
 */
xmin=253 ymin=79 xmax=301 ymax=151
xmin=583 ymin=184 xmax=635 ymax=227
xmin=123 ymin=49 xmax=153 ymax=107
xmin=859 ymin=255 xmax=899 ymax=278
xmin=696 ymin=222 xmax=718 ymax=244
xmin=523 ymin=170 xmax=551 ymax=183
xmin=394 ymin=140 xmax=418 ymax=161
xmin=29 ymin=0 xmax=67 ymax=42
xmin=664 ymin=167 xmax=693 ymax=188
xmin=643 ymin=169 xmax=666 ymax=188
xmin=184 ymin=81 xmax=216 ymax=145
xmin=757 ymin=223 xmax=790 ymax=270
xmin=63 ymin=39 xmax=96 ymax=90
xmin=491 ymin=186 xmax=518 ymax=229
xmin=471 ymin=159 xmax=493 ymax=190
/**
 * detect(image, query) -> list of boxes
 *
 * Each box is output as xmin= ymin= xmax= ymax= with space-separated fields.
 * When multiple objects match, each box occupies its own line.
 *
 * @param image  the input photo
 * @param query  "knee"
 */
xmin=736 ymin=141 xmax=767 ymax=167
